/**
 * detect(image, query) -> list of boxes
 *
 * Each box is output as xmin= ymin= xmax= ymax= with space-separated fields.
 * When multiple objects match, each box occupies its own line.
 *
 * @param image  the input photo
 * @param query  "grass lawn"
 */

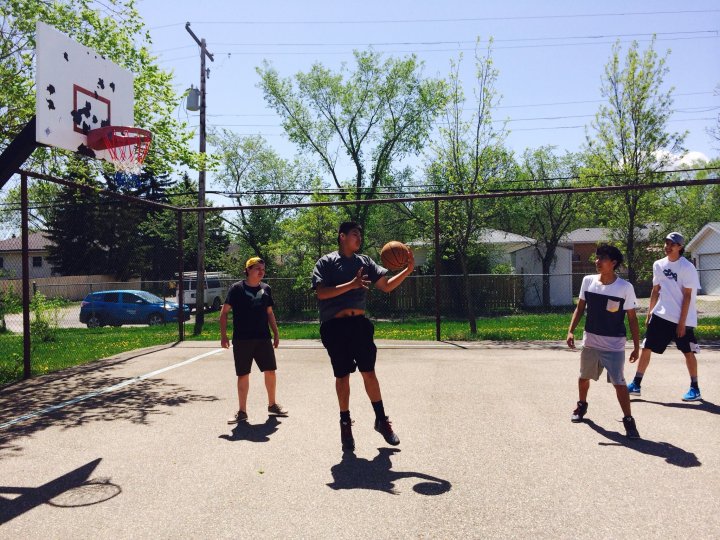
xmin=2 ymin=313 xmax=719 ymax=386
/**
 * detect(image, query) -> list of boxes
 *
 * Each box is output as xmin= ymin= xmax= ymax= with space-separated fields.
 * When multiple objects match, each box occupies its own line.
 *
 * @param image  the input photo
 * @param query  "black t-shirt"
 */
xmin=224 ymin=280 xmax=274 ymax=341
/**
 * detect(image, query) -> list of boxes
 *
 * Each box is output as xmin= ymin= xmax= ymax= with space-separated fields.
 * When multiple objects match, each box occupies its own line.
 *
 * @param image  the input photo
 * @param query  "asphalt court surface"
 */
xmin=0 ymin=339 xmax=719 ymax=539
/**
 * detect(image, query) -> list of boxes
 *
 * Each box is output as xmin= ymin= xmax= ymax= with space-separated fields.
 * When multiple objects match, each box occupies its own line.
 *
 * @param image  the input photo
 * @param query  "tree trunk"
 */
xmin=460 ymin=256 xmax=477 ymax=334
xmin=542 ymin=258 xmax=552 ymax=308
xmin=627 ymin=213 xmax=637 ymax=284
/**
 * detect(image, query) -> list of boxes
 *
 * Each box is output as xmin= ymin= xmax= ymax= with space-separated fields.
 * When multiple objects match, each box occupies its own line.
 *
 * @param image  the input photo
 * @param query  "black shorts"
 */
xmin=642 ymin=315 xmax=700 ymax=355
xmin=320 ymin=316 xmax=377 ymax=378
xmin=232 ymin=339 xmax=277 ymax=376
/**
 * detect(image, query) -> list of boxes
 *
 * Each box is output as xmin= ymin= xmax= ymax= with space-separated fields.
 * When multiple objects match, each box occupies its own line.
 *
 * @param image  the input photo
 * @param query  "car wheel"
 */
xmin=86 ymin=314 xmax=102 ymax=328
xmin=211 ymin=297 xmax=221 ymax=311
xmin=148 ymin=313 xmax=164 ymax=326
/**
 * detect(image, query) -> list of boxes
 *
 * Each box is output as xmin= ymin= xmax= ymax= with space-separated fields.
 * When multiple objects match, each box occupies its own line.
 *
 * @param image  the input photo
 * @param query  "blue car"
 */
xmin=79 ymin=289 xmax=191 ymax=328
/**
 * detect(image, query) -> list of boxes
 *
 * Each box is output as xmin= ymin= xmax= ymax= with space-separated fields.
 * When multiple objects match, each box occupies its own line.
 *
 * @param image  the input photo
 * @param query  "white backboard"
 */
xmin=35 ymin=21 xmax=134 ymax=158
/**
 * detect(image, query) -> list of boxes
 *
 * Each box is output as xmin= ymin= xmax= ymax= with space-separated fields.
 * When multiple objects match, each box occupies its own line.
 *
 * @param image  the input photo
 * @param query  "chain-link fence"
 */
xmin=2 ymin=170 xmax=720 ymax=384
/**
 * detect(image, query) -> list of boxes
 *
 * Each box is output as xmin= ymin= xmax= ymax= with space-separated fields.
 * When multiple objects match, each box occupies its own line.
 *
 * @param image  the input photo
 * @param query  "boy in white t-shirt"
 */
xmin=567 ymin=244 xmax=641 ymax=439
xmin=627 ymin=232 xmax=703 ymax=402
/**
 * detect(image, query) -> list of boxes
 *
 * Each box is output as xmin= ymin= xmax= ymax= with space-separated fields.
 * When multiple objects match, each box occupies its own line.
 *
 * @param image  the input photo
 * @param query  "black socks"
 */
xmin=371 ymin=400 xmax=386 ymax=420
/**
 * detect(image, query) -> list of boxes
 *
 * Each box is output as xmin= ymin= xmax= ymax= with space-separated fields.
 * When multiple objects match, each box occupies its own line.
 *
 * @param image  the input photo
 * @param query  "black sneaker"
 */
xmin=571 ymin=401 xmax=588 ymax=423
xmin=374 ymin=416 xmax=400 ymax=446
xmin=340 ymin=419 xmax=355 ymax=451
xmin=228 ymin=410 xmax=248 ymax=424
xmin=623 ymin=416 xmax=640 ymax=439
xmin=268 ymin=403 xmax=289 ymax=417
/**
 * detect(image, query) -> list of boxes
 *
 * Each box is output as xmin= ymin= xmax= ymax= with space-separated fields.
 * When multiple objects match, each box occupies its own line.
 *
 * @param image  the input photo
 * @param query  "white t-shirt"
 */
xmin=651 ymin=256 xmax=700 ymax=327
xmin=579 ymin=274 xmax=638 ymax=352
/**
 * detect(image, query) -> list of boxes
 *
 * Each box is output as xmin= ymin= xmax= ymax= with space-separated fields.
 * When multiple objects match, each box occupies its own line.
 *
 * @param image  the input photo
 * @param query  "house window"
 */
xmin=0 ymin=256 xmax=3 ymax=269
xmin=32 ymin=256 xmax=43 ymax=268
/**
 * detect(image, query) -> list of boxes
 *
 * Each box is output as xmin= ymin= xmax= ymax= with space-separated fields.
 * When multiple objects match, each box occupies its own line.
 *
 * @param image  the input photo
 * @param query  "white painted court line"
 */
xmin=0 ymin=348 xmax=225 ymax=430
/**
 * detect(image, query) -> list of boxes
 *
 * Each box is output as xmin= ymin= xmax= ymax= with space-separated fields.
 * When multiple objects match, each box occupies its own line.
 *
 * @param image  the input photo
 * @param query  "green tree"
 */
xmin=514 ymin=148 xmax=580 ymax=307
xmin=585 ymin=38 xmax=686 ymax=284
xmin=267 ymin=190 xmax=341 ymax=288
xmin=426 ymin=43 xmax=513 ymax=333
xmin=0 ymin=1 xmax=197 ymax=242
xmin=655 ymin=158 xmax=720 ymax=240
xmin=209 ymin=131 xmax=312 ymax=262
xmin=0 ymin=0 xmax=195 ymax=174
xmin=257 ymin=51 xmax=447 ymax=229
xmin=141 ymin=177 xmax=230 ymax=276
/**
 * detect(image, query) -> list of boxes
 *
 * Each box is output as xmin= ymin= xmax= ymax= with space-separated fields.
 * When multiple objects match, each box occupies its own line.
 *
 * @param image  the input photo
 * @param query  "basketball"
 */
xmin=380 ymin=241 xmax=410 ymax=270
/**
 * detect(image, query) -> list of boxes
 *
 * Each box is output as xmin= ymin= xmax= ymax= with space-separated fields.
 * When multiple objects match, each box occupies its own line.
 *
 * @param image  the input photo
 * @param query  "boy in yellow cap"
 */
xmin=220 ymin=256 xmax=287 ymax=423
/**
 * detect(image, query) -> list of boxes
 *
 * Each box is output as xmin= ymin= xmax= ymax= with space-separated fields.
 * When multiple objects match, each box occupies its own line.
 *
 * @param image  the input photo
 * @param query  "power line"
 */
xmin=151 ymin=29 xmax=718 ymax=54
xmin=148 ymin=10 xmax=720 ymax=29
xmin=200 ymin=92 xmax=716 ymax=119
xmin=157 ymin=34 xmax=720 ymax=62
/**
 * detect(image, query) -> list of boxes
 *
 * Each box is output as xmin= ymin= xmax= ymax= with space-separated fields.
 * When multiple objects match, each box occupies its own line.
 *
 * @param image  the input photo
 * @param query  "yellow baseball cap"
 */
xmin=245 ymin=256 xmax=264 ymax=269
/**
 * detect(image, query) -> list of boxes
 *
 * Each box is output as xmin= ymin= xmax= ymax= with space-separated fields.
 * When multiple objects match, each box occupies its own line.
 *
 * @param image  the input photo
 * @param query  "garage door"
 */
xmin=699 ymin=254 xmax=720 ymax=295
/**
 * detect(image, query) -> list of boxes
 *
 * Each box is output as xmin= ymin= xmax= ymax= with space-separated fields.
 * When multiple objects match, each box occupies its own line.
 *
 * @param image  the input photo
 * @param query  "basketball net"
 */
xmin=86 ymin=126 xmax=152 ymax=188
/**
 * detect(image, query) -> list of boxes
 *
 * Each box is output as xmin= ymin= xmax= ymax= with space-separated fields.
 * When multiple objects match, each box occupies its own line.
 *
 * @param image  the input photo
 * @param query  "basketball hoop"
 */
xmin=87 ymin=126 xmax=152 ymax=187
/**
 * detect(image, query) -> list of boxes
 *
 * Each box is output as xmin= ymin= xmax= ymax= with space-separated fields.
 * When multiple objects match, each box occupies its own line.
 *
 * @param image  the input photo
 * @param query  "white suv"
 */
xmin=176 ymin=272 xmax=230 ymax=311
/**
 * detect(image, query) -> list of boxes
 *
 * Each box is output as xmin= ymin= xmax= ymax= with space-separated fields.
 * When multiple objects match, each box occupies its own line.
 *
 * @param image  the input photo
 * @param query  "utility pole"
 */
xmin=185 ymin=22 xmax=214 ymax=335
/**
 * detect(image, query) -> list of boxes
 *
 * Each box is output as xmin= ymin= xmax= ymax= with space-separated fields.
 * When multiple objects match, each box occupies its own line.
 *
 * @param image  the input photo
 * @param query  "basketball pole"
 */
xmin=0 ymin=116 xmax=38 ymax=190
xmin=185 ymin=23 xmax=214 ymax=335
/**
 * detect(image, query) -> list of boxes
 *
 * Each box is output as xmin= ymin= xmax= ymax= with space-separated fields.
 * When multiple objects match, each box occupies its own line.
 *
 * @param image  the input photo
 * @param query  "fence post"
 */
xmin=434 ymin=199 xmax=441 ymax=341
xmin=21 ymin=173 xmax=31 ymax=379
xmin=177 ymin=210 xmax=185 ymax=341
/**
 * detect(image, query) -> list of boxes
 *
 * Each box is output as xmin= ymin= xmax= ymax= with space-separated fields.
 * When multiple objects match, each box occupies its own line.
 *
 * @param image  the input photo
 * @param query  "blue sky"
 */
xmin=140 ymin=0 xmax=719 ymax=193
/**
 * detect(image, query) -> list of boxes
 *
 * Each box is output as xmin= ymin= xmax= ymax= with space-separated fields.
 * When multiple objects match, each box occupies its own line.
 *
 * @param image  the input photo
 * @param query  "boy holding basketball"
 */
xmin=312 ymin=221 xmax=414 ymax=451
xmin=566 ymin=244 xmax=641 ymax=439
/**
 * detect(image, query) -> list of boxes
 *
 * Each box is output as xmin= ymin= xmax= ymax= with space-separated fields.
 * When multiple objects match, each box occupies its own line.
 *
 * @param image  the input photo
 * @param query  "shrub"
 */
xmin=30 ymin=293 xmax=61 ymax=342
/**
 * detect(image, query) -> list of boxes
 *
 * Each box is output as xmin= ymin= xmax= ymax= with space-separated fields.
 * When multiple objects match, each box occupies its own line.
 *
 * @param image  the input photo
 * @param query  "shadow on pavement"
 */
xmin=632 ymin=398 xmax=720 ymax=415
xmin=584 ymin=419 xmax=701 ymax=468
xmin=0 ymin=360 xmax=219 ymax=458
xmin=219 ymin=417 xmax=281 ymax=443
xmin=327 ymin=448 xmax=452 ymax=495
xmin=0 ymin=458 xmax=121 ymax=524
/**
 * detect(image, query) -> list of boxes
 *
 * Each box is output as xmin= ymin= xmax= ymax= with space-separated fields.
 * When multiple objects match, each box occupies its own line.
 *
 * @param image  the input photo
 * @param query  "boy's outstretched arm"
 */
xmin=566 ymin=299 xmax=586 ymax=349
xmin=375 ymin=250 xmax=415 ymax=293
xmin=627 ymin=309 xmax=640 ymax=362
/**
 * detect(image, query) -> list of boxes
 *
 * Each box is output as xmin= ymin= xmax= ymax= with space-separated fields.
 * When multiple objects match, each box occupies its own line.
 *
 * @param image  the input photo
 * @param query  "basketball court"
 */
xmin=1 ymin=21 xmax=719 ymax=539
xmin=0 ymin=339 xmax=719 ymax=538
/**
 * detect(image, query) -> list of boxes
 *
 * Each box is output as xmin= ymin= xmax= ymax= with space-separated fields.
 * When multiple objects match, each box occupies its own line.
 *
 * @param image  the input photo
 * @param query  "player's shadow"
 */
xmin=327 ymin=448 xmax=452 ymax=495
xmin=584 ymin=420 xmax=701 ymax=468
xmin=632 ymin=398 xmax=720 ymax=416
xmin=218 ymin=416 xmax=281 ymax=443
xmin=0 ymin=458 xmax=121 ymax=524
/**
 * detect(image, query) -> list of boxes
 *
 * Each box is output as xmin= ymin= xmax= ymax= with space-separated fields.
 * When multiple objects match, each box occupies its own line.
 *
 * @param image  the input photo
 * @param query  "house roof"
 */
xmin=475 ymin=229 xmax=534 ymax=244
xmin=563 ymin=224 xmax=661 ymax=244
xmin=563 ymin=227 xmax=610 ymax=243
xmin=686 ymin=222 xmax=720 ymax=252
xmin=0 ymin=232 xmax=52 ymax=252
xmin=407 ymin=228 xmax=535 ymax=248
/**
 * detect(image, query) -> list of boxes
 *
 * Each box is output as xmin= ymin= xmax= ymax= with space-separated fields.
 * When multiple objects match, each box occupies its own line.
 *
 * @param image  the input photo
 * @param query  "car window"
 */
xmin=183 ymin=280 xmax=196 ymax=290
xmin=134 ymin=290 xmax=163 ymax=303
xmin=123 ymin=293 xmax=144 ymax=304
xmin=103 ymin=292 xmax=120 ymax=303
xmin=207 ymin=278 xmax=220 ymax=289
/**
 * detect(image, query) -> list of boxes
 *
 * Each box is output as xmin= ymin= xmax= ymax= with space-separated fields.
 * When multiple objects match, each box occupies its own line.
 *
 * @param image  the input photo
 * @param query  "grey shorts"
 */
xmin=579 ymin=347 xmax=626 ymax=385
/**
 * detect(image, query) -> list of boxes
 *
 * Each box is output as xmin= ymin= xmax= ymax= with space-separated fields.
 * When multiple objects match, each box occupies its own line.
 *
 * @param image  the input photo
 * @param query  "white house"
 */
xmin=686 ymin=222 xmax=720 ymax=295
xmin=408 ymin=228 xmax=573 ymax=307
xmin=408 ymin=229 xmax=535 ymax=268
xmin=0 ymin=233 xmax=55 ymax=279
xmin=510 ymin=245 xmax=574 ymax=307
